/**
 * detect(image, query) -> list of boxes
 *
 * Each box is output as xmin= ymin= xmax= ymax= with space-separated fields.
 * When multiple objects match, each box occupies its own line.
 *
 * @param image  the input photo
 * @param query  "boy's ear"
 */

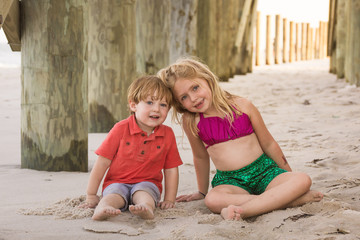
xmin=129 ymin=100 xmax=137 ymax=112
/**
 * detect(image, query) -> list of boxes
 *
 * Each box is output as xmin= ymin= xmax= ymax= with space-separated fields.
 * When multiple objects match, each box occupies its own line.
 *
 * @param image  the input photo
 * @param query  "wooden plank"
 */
xmin=2 ymin=0 xmax=21 ymax=51
xmin=274 ymin=15 xmax=281 ymax=64
xmin=234 ymin=0 xmax=252 ymax=49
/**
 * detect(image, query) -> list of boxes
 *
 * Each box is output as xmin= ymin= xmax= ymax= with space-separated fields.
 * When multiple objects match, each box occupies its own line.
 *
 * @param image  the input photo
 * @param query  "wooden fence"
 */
xmin=255 ymin=12 xmax=328 ymax=66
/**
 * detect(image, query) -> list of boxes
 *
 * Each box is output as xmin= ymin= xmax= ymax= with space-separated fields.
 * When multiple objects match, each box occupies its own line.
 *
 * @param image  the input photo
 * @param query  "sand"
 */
xmin=1 ymin=59 xmax=359 ymax=240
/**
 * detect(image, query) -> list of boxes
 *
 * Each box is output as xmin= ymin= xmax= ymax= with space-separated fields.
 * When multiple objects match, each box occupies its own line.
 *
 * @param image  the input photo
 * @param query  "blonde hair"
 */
xmin=127 ymin=75 xmax=173 ymax=114
xmin=157 ymin=57 xmax=241 ymax=136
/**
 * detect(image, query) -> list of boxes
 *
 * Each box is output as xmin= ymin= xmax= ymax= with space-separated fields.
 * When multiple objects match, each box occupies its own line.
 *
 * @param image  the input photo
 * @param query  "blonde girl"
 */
xmin=158 ymin=57 xmax=323 ymax=220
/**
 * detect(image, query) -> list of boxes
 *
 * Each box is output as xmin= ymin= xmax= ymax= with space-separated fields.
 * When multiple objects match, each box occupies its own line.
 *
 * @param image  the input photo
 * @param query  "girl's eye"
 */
xmin=180 ymin=95 xmax=187 ymax=101
xmin=193 ymin=85 xmax=199 ymax=91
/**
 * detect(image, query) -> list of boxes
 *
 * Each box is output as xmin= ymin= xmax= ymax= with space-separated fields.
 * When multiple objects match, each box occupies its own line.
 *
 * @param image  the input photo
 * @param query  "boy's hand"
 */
xmin=176 ymin=192 xmax=205 ymax=202
xmin=79 ymin=194 xmax=100 ymax=208
xmin=158 ymin=200 xmax=175 ymax=210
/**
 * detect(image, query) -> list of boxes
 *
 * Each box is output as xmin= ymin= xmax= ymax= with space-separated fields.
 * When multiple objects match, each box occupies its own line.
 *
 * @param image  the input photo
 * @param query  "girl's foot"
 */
xmin=129 ymin=204 xmax=154 ymax=220
xmin=220 ymin=205 xmax=243 ymax=221
xmin=287 ymin=190 xmax=324 ymax=208
xmin=92 ymin=206 xmax=121 ymax=220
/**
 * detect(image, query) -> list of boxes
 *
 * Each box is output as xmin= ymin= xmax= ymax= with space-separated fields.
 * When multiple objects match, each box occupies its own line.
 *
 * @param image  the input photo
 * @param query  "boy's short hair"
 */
xmin=127 ymin=75 xmax=173 ymax=111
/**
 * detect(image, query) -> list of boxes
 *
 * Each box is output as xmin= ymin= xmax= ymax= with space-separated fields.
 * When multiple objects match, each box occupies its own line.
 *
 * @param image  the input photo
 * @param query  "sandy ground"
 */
xmin=1 ymin=59 xmax=359 ymax=240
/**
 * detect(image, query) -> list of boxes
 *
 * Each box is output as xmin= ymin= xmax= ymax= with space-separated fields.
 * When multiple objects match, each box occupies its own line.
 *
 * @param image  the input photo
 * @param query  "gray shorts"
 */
xmin=102 ymin=181 xmax=161 ymax=211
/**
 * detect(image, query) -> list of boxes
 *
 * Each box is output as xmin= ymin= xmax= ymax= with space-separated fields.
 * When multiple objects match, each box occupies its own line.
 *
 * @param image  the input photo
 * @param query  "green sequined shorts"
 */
xmin=211 ymin=153 xmax=287 ymax=195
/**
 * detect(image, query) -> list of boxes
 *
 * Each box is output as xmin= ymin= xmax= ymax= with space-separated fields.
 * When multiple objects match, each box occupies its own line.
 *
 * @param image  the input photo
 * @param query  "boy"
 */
xmin=81 ymin=75 xmax=182 ymax=220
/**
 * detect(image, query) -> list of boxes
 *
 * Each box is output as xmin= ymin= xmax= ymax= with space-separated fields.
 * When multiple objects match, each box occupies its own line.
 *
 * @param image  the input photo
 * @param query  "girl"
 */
xmin=157 ymin=57 xmax=323 ymax=220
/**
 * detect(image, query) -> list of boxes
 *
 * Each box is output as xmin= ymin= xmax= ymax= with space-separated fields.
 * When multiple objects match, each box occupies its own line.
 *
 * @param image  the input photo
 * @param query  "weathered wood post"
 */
xmin=255 ymin=11 xmax=261 ymax=66
xmin=344 ymin=0 xmax=360 ymax=86
xmin=301 ymin=22 xmax=307 ymax=60
xmin=274 ymin=15 xmax=281 ymax=64
xmin=136 ymin=0 xmax=170 ymax=74
xmin=315 ymin=28 xmax=320 ymax=59
xmin=282 ymin=18 xmax=288 ymax=63
xmin=266 ymin=15 xmax=271 ymax=65
xmin=21 ymin=0 xmax=88 ymax=171
xmin=88 ymin=0 xmax=137 ymax=133
xmin=306 ymin=23 xmax=311 ymax=60
xmin=336 ymin=0 xmax=346 ymax=78
xmin=296 ymin=23 xmax=300 ymax=61
xmin=289 ymin=21 xmax=295 ymax=62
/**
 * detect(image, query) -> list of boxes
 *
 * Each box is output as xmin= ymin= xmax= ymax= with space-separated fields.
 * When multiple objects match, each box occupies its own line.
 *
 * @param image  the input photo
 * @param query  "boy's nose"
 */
xmin=152 ymin=103 xmax=160 ymax=111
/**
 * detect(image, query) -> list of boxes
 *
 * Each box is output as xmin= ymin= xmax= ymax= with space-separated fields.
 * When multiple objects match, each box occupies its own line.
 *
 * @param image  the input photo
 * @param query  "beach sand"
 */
xmin=1 ymin=59 xmax=359 ymax=240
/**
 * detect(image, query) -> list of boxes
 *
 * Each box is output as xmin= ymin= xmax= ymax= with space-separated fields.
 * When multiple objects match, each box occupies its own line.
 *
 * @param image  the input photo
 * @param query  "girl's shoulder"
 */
xmin=232 ymin=96 xmax=254 ymax=113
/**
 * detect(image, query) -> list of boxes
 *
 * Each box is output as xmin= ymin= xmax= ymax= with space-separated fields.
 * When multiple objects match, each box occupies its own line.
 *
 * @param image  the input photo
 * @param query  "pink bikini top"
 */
xmin=197 ymin=111 xmax=254 ymax=148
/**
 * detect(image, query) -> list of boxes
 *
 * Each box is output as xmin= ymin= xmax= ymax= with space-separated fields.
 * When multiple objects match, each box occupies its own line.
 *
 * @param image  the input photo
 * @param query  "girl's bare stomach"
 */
xmin=207 ymin=133 xmax=263 ymax=171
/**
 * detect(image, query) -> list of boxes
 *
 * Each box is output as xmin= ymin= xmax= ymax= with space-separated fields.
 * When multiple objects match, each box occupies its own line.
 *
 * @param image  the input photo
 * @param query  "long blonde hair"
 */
xmin=157 ymin=57 xmax=241 ymax=136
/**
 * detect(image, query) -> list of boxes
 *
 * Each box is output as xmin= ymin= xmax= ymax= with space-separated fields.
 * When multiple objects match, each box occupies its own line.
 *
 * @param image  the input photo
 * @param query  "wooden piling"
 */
xmin=306 ymin=23 xmax=311 ymax=60
xmin=21 ymin=0 xmax=88 ymax=171
xmin=255 ymin=11 xmax=261 ymax=66
xmin=274 ymin=15 xmax=281 ymax=64
xmin=296 ymin=23 xmax=300 ymax=61
xmin=289 ymin=21 xmax=295 ymax=62
xmin=266 ymin=15 xmax=271 ymax=65
xmin=282 ymin=18 xmax=288 ymax=63
xmin=301 ymin=23 xmax=307 ymax=60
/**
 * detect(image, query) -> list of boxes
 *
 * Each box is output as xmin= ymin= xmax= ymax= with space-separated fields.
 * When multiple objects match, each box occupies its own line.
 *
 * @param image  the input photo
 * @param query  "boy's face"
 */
xmin=129 ymin=95 xmax=170 ymax=134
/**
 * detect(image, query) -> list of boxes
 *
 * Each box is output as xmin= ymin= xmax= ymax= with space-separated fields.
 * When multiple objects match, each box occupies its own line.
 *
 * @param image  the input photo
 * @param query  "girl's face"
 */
xmin=129 ymin=95 xmax=169 ymax=134
xmin=173 ymin=77 xmax=212 ymax=113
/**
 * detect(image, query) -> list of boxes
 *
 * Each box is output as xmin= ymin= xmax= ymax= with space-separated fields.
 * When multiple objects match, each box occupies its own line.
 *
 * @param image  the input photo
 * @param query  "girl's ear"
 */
xmin=129 ymin=100 xmax=137 ymax=112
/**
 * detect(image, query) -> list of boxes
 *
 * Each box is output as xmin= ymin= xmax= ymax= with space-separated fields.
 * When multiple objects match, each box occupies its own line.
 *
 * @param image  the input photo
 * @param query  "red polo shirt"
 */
xmin=96 ymin=114 xmax=182 ymax=193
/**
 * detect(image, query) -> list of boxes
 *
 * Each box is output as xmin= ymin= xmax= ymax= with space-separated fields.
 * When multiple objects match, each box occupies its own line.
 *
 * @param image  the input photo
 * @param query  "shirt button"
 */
xmin=126 ymin=142 xmax=130 ymax=145
xmin=157 ymin=146 xmax=160 ymax=149
xmin=141 ymin=150 xmax=145 ymax=155
xmin=141 ymin=133 xmax=145 ymax=137
xmin=144 ymin=141 xmax=147 ymax=144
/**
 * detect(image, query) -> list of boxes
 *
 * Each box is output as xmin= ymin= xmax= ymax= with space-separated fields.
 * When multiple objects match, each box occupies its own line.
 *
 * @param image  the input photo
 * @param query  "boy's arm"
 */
xmin=159 ymin=167 xmax=179 ymax=209
xmin=81 ymin=155 xmax=111 ymax=208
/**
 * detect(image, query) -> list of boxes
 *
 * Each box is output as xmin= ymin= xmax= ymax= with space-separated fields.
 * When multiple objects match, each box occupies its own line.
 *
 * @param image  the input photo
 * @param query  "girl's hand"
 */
xmin=158 ymin=200 xmax=175 ymax=210
xmin=79 ymin=194 xmax=100 ymax=208
xmin=176 ymin=192 xmax=205 ymax=202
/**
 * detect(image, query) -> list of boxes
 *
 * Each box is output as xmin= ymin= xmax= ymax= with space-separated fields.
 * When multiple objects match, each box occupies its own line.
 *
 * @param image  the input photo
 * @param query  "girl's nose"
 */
xmin=189 ymin=93 xmax=197 ymax=102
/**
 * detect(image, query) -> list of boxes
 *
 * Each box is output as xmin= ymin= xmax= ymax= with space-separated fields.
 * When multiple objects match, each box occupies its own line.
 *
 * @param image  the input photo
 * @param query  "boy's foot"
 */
xmin=288 ymin=190 xmax=324 ymax=208
xmin=129 ymin=204 xmax=154 ymax=220
xmin=92 ymin=206 xmax=121 ymax=220
xmin=220 ymin=205 xmax=243 ymax=221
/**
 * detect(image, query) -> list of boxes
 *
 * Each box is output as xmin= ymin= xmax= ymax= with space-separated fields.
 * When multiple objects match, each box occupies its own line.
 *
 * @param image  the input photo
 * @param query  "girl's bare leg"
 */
xmin=92 ymin=194 xmax=125 ymax=220
xmin=206 ymin=172 xmax=322 ymax=220
xmin=129 ymin=190 xmax=156 ymax=220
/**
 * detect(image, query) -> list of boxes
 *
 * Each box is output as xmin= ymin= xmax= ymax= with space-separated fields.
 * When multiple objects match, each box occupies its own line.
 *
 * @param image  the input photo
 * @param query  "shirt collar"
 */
xmin=128 ymin=114 xmax=165 ymax=138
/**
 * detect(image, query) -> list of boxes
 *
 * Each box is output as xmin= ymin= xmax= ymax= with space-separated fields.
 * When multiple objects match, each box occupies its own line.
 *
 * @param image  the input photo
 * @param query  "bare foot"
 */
xmin=220 ymin=205 xmax=243 ymax=221
xmin=92 ymin=206 xmax=121 ymax=220
xmin=129 ymin=204 xmax=154 ymax=220
xmin=287 ymin=190 xmax=324 ymax=208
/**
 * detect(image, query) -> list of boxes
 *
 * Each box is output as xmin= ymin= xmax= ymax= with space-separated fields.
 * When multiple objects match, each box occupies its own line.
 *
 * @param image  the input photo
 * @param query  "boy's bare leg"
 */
xmin=92 ymin=194 xmax=125 ymax=220
xmin=129 ymin=190 xmax=156 ymax=220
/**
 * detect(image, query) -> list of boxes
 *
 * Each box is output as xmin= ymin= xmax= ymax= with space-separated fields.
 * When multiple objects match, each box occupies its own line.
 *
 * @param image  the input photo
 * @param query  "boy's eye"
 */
xmin=146 ymin=101 xmax=153 ymax=105
xmin=160 ymin=103 xmax=168 ymax=108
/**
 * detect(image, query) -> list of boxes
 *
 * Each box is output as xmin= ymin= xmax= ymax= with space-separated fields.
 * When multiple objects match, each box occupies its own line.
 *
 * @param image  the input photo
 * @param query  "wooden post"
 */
xmin=170 ymin=0 xmax=198 ymax=63
xmin=289 ymin=21 xmax=295 ymax=62
xmin=282 ymin=18 xmax=288 ymax=63
xmin=274 ymin=15 xmax=281 ymax=64
xmin=296 ymin=23 xmax=300 ymax=61
xmin=255 ymin=11 xmax=261 ymax=66
xmin=88 ymin=0 xmax=137 ymax=133
xmin=309 ymin=28 xmax=314 ymax=59
xmin=344 ymin=0 xmax=360 ymax=86
xmin=266 ymin=15 xmax=271 ymax=65
xmin=306 ymin=23 xmax=311 ymax=60
xmin=336 ymin=0 xmax=347 ymax=78
xmin=301 ymin=22 xmax=307 ymax=60
xmin=315 ymin=28 xmax=319 ymax=59
xmin=2 ymin=0 xmax=21 ymax=51
xmin=136 ymin=1 xmax=170 ymax=74
xmin=21 ymin=0 xmax=88 ymax=171
xmin=319 ymin=21 xmax=323 ymax=59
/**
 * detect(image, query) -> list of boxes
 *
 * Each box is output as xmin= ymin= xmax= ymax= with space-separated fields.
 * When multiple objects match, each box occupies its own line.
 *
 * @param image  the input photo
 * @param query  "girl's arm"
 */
xmin=159 ymin=167 xmax=179 ymax=209
xmin=80 ymin=155 xmax=112 ymax=208
xmin=238 ymin=98 xmax=292 ymax=172
xmin=176 ymin=114 xmax=211 ymax=202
